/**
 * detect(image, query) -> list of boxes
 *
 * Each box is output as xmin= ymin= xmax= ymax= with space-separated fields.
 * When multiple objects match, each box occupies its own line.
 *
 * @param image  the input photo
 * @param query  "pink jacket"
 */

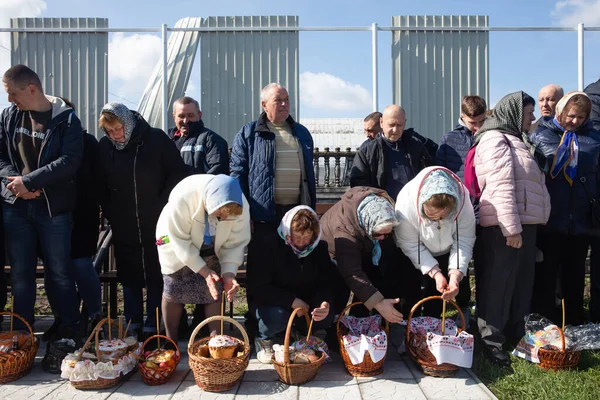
xmin=474 ymin=131 xmax=550 ymax=236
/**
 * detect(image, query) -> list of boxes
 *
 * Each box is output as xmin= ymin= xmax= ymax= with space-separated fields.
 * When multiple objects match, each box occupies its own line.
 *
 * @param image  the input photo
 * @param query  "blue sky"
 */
xmin=1 ymin=0 xmax=600 ymax=121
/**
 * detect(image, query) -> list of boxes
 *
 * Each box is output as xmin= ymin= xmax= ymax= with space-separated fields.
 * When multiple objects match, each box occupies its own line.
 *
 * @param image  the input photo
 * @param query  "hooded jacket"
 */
xmin=0 ymin=96 xmax=83 ymax=216
xmin=584 ymin=78 xmax=600 ymax=131
xmin=531 ymin=117 xmax=600 ymax=237
xmin=349 ymin=129 xmax=432 ymax=194
xmin=436 ymin=121 xmax=475 ymax=181
xmin=98 ymin=109 xmax=188 ymax=286
xmin=474 ymin=91 xmax=551 ymax=236
xmin=156 ymin=174 xmax=251 ymax=276
xmin=167 ymin=120 xmax=229 ymax=175
xmin=230 ymin=112 xmax=316 ymax=223
xmin=394 ymin=166 xmax=476 ymax=276
xmin=320 ymin=186 xmax=392 ymax=310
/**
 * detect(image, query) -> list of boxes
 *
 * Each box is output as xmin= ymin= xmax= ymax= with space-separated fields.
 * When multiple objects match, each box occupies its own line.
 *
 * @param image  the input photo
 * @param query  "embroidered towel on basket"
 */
xmin=410 ymin=316 xmax=474 ymax=368
xmin=340 ymin=315 xmax=387 ymax=365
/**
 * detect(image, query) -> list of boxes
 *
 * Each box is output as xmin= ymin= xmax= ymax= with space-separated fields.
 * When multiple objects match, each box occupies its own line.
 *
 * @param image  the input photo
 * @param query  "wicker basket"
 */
xmin=337 ymin=302 xmax=389 ymax=377
xmin=272 ymin=307 xmax=325 ymax=385
xmin=70 ymin=317 xmax=130 ymax=390
xmin=139 ymin=334 xmax=180 ymax=385
xmin=0 ymin=312 xmax=39 ymax=383
xmin=537 ymin=326 xmax=581 ymax=371
xmin=406 ymin=296 xmax=465 ymax=378
xmin=188 ymin=315 xmax=250 ymax=392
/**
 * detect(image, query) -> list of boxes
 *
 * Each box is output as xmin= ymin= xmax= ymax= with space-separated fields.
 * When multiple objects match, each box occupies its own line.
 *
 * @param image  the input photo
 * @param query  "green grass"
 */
xmin=473 ymin=348 xmax=600 ymax=400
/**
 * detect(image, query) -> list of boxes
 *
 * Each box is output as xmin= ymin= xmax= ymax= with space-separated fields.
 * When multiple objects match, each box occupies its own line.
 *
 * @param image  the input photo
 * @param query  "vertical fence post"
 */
xmin=578 ymin=23 xmax=584 ymax=91
xmin=161 ymin=23 xmax=169 ymax=133
xmin=372 ymin=22 xmax=378 ymax=112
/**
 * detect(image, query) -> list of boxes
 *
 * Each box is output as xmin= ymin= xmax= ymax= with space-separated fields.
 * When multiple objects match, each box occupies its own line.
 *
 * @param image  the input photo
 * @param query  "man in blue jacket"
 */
xmin=436 ymin=95 xmax=487 ymax=181
xmin=168 ymin=96 xmax=229 ymax=175
xmin=0 ymin=65 xmax=82 ymax=335
xmin=230 ymin=83 xmax=316 ymax=229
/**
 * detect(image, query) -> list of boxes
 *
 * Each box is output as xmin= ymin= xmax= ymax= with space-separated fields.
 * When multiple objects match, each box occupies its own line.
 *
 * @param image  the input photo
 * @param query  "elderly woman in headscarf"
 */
xmin=246 ymin=205 xmax=335 ymax=363
xmin=97 ymin=102 xmax=188 ymax=340
xmin=156 ymin=174 xmax=250 ymax=340
xmin=394 ymin=166 xmax=476 ymax=318
xmin=320 ymin=187 xmax=404 ymax=324
xmin=473 ymin=91 xmax=551 ymax=367
xmin=530 ymin=91 xmax=600 ymax=326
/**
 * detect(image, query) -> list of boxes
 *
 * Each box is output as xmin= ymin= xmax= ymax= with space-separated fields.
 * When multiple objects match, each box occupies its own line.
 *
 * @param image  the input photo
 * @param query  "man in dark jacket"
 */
xmin=585 ymin=78 xmax=600 ymax=131
xmin=437 ymin=95 xmax=487 ymax=181
xmin=585 ymin=77 xmax=600 ymax=322
xmin=0 ymin=65 xmax=82 ymax=332
xmin=350 ymin=104 xmax=432 ymax=200
xmin=168 ymin=96 xmax=229 ymax=175
xmin=230 ymin=83 xmax=316 ymax=228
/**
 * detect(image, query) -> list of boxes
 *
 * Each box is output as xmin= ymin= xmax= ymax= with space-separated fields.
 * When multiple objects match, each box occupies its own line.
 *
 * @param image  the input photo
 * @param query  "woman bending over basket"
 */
xmin=156 ymin=174 xmax=251 ymax=341
xmin=394 ymin=166 xmax=476 ymax=317
xmin=246 ymin=205 xmax=335 ymax=364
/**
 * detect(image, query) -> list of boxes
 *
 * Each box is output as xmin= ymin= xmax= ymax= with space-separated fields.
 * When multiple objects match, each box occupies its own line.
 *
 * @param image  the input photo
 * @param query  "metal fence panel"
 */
xmin=10 ymin=17 xmax=108 ymax=138
xmin=392 ymin=15 xmax=489 ymax=144
xmin=138 ymin=17 xmax=202 ymax=132
xmin=199 ymin=16 xmax=299 ymax=145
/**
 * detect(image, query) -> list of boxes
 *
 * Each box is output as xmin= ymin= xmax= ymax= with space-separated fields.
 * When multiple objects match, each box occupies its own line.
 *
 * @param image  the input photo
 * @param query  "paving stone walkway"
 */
xmin=0 ymin=317 xmax=497 ymax=400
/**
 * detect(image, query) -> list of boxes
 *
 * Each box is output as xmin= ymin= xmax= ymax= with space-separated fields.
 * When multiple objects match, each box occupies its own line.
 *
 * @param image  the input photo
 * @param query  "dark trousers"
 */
xmin=591 ymin=238 xmax=600 ymax=323
xmin=421 ymin=252 xmax=472 ymax=317
xmin=477 ymin=224 xmax=537 ymax=349
xmin=533 ymin=232 xmax=591 ymax=326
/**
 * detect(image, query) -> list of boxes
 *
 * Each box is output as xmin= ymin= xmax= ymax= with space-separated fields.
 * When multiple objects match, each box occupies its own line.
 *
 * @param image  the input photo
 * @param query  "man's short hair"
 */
xmin=461 ymin=96 xmax=487 ymax=118
xmin=173 ymin=96 xmax=200 ymax=112
xmin=260 ymin=83 xmax=286 ymax=102
xmin=364 ymin=111 xmax=382 ymax=123
xmin=2 ymin=64 xmax=43 ymax=91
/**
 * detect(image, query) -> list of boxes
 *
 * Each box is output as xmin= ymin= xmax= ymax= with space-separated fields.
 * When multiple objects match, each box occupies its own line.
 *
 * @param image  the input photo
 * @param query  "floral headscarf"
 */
xmin=418 ymin=169 xmax=461 ymax=221
xmin=203 ymin=175 xmax=244 ymax=245
xmin=100 ymin=102 xmax=136 ymax=151
xmin=277 ymin=205 xmax=321 ymax=258
xmin=356 ymin=194 xmax=398 ymax=266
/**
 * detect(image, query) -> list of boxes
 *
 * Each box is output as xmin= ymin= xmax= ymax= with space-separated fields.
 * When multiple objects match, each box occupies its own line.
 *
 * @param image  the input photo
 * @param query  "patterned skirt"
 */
xmin=162 ymin=255 xmax=223 ymax=304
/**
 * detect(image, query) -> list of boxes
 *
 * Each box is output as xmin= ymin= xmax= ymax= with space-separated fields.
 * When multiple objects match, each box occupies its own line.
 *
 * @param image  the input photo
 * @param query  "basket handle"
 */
xmin=187 ymin=315 xmax=250 ymax=352
xmin=77 ymin=317 xmax=118 ymax=361
xmin=405 ymin=296 xmax=464 ymax=344
xmin=281 ymin=307 xmax=310 ymax=364
xmin=335 ymin=301 xmax=390 ymax=334
xmin=0 ymin=311 xmax=34 ymax=346
xmin=141 ymin=334 xmax=180 ymax=359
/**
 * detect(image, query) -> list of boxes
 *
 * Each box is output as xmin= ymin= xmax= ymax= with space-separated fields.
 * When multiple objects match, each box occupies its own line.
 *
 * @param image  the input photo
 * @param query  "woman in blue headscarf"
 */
xmin=531 ymin=91 xmax=600 ymax=325
xmin=395 ymin=166 xmax=476 ymax=317
xmin=156 ymin=174 xmax=251 ymax=340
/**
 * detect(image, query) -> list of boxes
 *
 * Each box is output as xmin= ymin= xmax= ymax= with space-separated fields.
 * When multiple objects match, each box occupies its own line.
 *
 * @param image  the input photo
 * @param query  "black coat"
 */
xmin=349 ymin=129 xmax=432 ymax=192
xmin=531 ymin=117 xmax=600 ymax=236
xmin=98 ymin=112 xmax=188 ymax=286
xmin=167 ymin=120 xmax=229 ymax=175
xmin=584 ymin=79 xmax=600 ymax=131
xmin=246 ymin=232 xmax=335 ymax=310
xmin=71 ymin=132 xmax=101 ymax=259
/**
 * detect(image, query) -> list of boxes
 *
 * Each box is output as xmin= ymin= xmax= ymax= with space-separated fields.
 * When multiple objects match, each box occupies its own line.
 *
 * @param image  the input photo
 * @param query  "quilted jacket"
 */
xmin=229 ymin=112 xmax=316 ymax=222
xmin=436 ymin=121 xmax=475 ymax=181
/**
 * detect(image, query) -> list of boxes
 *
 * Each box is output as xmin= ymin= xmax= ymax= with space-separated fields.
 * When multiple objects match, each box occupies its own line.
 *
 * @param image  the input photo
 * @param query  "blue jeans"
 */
xmin=71 ymin=257 xmax=102 ymax=318
xmin=4 ymin=200 xmax=79 ymax=328
xmin=251 ymin=304 xmax=334 ymax=341
xmin=123 ymin=284 xmax=162 ymax=333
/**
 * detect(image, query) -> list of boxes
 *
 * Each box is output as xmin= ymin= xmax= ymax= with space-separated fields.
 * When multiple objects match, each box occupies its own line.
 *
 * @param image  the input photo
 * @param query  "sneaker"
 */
xmin=254 ymin=338 xmax=274 ymax=364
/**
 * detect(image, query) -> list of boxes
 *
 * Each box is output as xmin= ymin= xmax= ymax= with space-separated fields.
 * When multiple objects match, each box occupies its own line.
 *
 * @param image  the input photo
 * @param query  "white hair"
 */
xmin=260 ymin=83 xmax=286 ymax=102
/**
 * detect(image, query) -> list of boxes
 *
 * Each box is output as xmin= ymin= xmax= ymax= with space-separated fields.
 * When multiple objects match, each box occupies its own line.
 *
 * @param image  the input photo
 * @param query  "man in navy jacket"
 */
xmin=0 ymin=65 xmax=82 ymax=334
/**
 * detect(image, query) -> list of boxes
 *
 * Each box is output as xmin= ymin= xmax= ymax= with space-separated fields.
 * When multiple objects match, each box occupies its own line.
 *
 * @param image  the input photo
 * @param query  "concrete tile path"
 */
xmin=0 ymin=317 xmax=497 ymax=400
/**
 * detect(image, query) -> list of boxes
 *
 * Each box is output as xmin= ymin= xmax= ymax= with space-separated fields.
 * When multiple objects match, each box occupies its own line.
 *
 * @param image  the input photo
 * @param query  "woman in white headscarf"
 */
xmin=530 ymin=91 xmax=600 ymax=326
xmin=246 ymin=205 xmax=335 ymax=363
